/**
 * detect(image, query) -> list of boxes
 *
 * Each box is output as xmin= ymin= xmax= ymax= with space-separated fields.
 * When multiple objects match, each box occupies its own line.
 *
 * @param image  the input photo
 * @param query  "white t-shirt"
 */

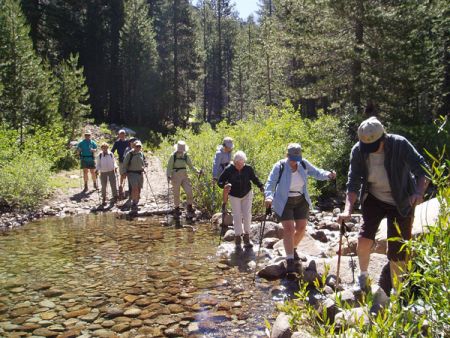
xmin=96 ymin=151 xmax=116 ymax=173
xmin=367 ymin=152 xmax=395 ymax=205
xmin=289 ymin=170 xmax=304 ymax=197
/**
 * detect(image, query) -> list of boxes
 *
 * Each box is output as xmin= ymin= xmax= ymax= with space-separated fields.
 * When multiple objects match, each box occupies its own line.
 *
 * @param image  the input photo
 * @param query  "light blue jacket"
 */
xmin=264 ymin=158 xmax=331 ymax=217
xmin=212 ymin=145 xmax=232 ymax=179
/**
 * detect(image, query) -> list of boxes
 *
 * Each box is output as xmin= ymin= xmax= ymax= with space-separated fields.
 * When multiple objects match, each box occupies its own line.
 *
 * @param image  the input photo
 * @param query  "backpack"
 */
xmin=99 ymin=153 xmax=113 ymax=159
xmin=173 ymin=152 xmax=188 ymax=169
xmin=276 ymin=160 xmax=306 ymax=187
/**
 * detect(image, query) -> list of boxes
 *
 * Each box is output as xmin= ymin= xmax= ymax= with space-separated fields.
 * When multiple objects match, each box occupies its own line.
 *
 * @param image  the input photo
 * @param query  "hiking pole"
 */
xmin=144 ymin=171 xmax=160 ymax=211
xmin=218 ymin=185 xmax=230 ymax=245
xmin=336 ymin=221 xmax=347 ymax=290
xmin=253 ymin=206 xmax=272 ymax=283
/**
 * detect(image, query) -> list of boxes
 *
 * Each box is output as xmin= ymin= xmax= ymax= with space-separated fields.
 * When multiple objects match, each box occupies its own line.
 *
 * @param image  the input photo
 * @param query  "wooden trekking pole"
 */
xmin=336 ymin=221 xmax=346 ymax=290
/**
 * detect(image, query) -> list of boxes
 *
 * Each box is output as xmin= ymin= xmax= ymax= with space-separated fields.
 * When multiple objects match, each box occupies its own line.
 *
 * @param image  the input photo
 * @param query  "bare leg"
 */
xmin=83 ymin=168 xmax=89 ymax=184
xmin=357 ymin=237 xmax=374 ymax=272
xmin=90 ymin=169 xmax=97 ymax=185
xmin=293 ymin=219 xmax=307 ymax=247
xmin=282 ymin=220 xmax=295 ymax=256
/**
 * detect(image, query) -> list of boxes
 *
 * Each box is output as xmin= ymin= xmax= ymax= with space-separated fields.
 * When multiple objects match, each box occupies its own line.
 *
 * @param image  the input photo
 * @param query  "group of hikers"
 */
xmin=77 ymin=116 xmax=429 ymax=292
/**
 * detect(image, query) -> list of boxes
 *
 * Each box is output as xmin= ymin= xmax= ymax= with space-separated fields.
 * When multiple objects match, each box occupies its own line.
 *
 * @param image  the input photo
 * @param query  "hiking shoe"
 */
xmin=83 ymin=183 xmax=88 ymax=191
xmin=119 ymin=186 xmax=124 ymax=200
xmin=173 ymin=207 xmax=181 ymax=216
xmin=94 ymin=182 xmax=98 ymax=190
xmin=286 ymin=259 xmax=296 ymax=274
xmin=355 ymin=274 xmax=371 ymax=293
xmin=243 ymin=234 xmax=253 ymax=249
xmin=235 ymin=235 xmax=242 ymax=249
xmin=294 ymin=249 xmax=300 ymax=261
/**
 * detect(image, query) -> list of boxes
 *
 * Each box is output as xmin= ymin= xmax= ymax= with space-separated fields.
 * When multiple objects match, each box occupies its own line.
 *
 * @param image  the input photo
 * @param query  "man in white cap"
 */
xmin=167 ymin=141 xmax=202 ymax=218
xmin=111 ymin=129 xmax=129 ymax=199
xmin=123 ymin=140 xmax=146 ymax=210
xmin=338 ymin=116 xmax=429 ymax=293
xmin=76 ymin=130 xmax=98 ymax=191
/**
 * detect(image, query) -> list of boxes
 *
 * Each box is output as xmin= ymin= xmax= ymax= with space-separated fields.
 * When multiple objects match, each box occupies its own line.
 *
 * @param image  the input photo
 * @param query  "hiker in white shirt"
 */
xmin=96 ymin=143 xmax=118 ymax=205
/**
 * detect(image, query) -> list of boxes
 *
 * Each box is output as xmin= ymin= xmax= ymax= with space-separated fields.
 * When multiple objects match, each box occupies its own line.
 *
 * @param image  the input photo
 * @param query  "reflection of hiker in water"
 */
xmin=264 ymin=143 xmax=335 ymax=273
xmin=338 ymin=117 xmax=429 ymax=293
xmin=218 ymin=151 xmax=264 ymax=250
xmin=167 ymin=141 xmax=202 ymax=219
xmin=76 ymin=130 xmax=97 ymax=191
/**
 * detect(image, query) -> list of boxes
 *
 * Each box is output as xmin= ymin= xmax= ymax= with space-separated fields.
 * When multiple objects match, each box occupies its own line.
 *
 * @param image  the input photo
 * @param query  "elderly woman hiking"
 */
xmin=218 ymin=151 xmax=264 ymax=250
xmin=264 ymin=143 xmax=336 ymax=273
xmin=167 ymin=141 xmax=202 ymax=218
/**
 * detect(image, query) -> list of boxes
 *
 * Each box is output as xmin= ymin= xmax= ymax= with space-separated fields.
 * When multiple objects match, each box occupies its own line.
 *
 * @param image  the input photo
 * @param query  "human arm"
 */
xmin=123 ymin=152 xmax=131 ymax=173
xmin=264 ymin=162 xmax=281 ymax=206
xmin=95 ymin=154 xmax=101 ymax=172
xmin=302 ymin=159 xmax=331 ymax=181
xmin=186 ymin=154 xmax=200 ymax=174
xmin=337 ymin=191 xmax=358 ymax=223
xmin=212 ymin=150 xmax=221 ymax=180
xmin=111 ymin=141 xmax=117 ymax=155
xmin=249 ymin=166 xmax=265 ymax=192
xmin=217 ymin=166 xmax=231 ymax=189
xmin=166 ymin=154 xmax=174 ymax=179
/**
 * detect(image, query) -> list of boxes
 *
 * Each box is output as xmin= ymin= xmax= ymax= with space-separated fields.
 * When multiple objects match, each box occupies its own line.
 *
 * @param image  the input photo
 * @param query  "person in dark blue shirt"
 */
xmin=111 ymin=130 xmax=129 ymax=199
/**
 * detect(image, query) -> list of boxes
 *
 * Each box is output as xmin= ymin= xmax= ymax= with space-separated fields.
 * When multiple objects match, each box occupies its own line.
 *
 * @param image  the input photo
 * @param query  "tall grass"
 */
xmin=155 ymin=102 xmax=351 ymax=214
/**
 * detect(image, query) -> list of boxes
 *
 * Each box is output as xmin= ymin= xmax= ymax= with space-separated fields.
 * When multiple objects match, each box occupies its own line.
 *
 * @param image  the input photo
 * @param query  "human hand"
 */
xmin=328 ymin=170 xmax=336 ymax=180
xmin=260 ymin=186 xmax=265 ymax=194
xmin=409 ymin=193 xmax=423 ymax=207
xmin=224 ymin=183 xmax=232 ymax=193
xmin=265 ymin=198 xmax=272 ymax=208
xmin=337 ymin=211 xmax=352 ymax=224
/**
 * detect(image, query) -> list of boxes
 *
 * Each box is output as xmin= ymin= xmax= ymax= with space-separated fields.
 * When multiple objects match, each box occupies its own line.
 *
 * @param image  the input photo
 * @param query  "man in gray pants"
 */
xmin=96 ymin=142 xmax=118 ymax=205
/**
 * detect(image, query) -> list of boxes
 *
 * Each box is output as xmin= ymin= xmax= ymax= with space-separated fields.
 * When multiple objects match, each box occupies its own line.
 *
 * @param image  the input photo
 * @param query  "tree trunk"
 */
xmin=352 ymin=0 xmax=363 ymax=113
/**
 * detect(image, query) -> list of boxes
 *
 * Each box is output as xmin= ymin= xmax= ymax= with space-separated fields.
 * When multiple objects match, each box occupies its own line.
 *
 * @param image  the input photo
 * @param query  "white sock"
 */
xmin=360 ymin=271 xmax=368 ymax=277
xmin=286 ymin=254 xmax=294 ymax=260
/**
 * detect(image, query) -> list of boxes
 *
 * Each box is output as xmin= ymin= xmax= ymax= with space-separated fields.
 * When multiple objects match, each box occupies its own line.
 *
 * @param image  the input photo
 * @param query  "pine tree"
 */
xmin=55 ymin=54 xmax=90 ymax=144
xmin=0 ymin=0 xmax=58 ymax=144
xmin=120 ymin=0 xmax=159 ymax=125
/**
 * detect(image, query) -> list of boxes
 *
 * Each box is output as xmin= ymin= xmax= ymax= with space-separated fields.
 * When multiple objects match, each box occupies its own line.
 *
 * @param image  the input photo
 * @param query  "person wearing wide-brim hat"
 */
xmin=265 ymin=143 xmax=336 ymax=273
xmin=167 ymin=141 xmax=202 ymax=218
xmin=338 ymin=116 xmax=429 ymax=293
xmin=76 ymin=130 xmax=98 ymax=191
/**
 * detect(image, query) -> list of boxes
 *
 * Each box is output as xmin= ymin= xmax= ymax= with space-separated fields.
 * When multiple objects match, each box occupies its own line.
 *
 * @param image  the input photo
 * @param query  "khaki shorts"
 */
xmin=119 ymin=162 xmax=126 ymax=175
xmin=277 ymin=195 xmax=309 ymax=221
xmin=128 ymin=172 xmax=143 ymax=189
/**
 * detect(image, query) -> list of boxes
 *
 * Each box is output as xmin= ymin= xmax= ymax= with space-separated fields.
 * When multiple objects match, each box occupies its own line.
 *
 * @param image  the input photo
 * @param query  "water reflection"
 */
xmin=0 ymin=214 xmax=286 ymax=337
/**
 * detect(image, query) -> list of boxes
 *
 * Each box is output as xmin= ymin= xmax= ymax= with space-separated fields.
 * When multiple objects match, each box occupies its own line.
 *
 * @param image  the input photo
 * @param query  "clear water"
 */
xmin=0 ymin=214 xmax=294 ymax=337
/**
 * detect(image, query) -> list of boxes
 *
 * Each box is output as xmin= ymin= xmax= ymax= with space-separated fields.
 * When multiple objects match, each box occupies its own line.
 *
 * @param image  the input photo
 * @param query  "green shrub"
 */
xmin=156 ymin=102 xmax=352 ymax=214
xmin=0 ymin=153 xmax=51 ymax=210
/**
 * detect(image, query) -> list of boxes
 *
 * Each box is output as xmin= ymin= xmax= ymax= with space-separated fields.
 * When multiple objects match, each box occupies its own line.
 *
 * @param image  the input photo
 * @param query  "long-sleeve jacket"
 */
xmin=218 ymin=164 xmax=264 ymax=198
xmin=166 ymin=152 xmax=196 ymax=178
xmin=212 ymin=145 xmax=232 ymax=180
xmin=111 ymin=139 xmax=129 ymax=162
xmin=346 ymin=133 xmax=428 ymax=217
xmin=96 ymin=151 xmax=117 ymax=173
xmin=265 ymin=158 xmax=330 ymax=217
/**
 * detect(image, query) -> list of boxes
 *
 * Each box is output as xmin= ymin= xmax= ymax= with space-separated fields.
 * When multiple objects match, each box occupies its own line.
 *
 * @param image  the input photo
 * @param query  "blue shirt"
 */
xmin=111 ymin=139 xmax=129 ymax=162
xmin=264 ymin=158 xmax=330 ymax=217
xmin=212 ymin=145 xmax=232 ymax=179
xmin=77 ymin=139 xmax=97 ymax=157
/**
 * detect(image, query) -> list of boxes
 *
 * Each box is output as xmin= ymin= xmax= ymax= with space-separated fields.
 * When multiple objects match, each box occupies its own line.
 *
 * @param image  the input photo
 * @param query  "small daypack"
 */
xmin=276 ymin=160 xmax=306 ymax=187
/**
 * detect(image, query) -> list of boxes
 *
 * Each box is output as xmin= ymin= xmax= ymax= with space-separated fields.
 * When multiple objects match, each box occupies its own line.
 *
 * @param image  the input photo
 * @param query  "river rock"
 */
xmin=40 ymin=311 xmax=58 ymax=320
xmin=257 ymin=262 xmax=286 ymax=280
xmin=93 ymin=329 xmax=118 ymax=337
xmin=111 ymin=323 xmax=130 ymax=333
xmin=105 ymin=307 xmax=124 ymax=318
xmin=249 ymin=221 xmax=283 ymax=241
xmin=262 ymin=237 xmax=280 ymax=248
xmin=223 ymin=229 xmax=235 ymax=241
xmin=43 ymin=289 xmax=65 ymax=297
xmin=63 ymin=308 xmax=90 ymax=319
xmin=271 ymin=312 xmax=292 ymax=338
xmin=57 ymin=329 xmax=81 ymax=338
xmin=33 ymin=327 xmax=58 ymax=337
xmin=39 ymin=300 xmax=56 ymax=308
xmin=335 ymin=307 xmax=370 ymax=328
xmin=124 ymin=308 xmax=141 ymax=317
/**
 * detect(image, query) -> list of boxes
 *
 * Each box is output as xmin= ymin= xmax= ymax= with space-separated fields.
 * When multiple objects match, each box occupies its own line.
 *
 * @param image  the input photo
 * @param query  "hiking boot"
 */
xmin=119 ymin=186 xmax=124 ymax=200
xmin=83 ymin=183 xmax=88 ymax=191
xmin=94 ymin=182 xmax=98 ymax=190
xmin=294 ymin=249 xmax=306 ymax=262
xmin=286 ymin=259 xmax=296 ymax=274
xmin=173 ymin=207 xmax=181 ymax=217
xmin=112 ymin=196 xmax=118 ymax=204
xmin=186 ymin=204 xmax=194 ymax=219
xmin=235 ymin=235 xmax=242 ymax=249
xmin=102 ymin=197 xmax=106 ymax=205
xmin=131 ymin=203 xmax=138 ymax=211
xmin=243 ymin=234 xmax=253 ymax=249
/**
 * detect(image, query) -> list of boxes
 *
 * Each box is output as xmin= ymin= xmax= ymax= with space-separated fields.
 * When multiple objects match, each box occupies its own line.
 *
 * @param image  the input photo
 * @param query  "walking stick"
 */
xmin=336 ymin=221 xmax=347 ymax=290
xmin=144 ymin=171 xmax=160 ymax=211
xmin=218 ymin=185 xmax=230 ymax=245
xmin=253 ymin=206 xmax=272 ymax=283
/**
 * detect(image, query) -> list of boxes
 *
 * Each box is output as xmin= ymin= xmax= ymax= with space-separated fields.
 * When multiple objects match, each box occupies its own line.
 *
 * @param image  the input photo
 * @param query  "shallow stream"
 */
xmin=0 ymin=214 xmax=295 ymax=337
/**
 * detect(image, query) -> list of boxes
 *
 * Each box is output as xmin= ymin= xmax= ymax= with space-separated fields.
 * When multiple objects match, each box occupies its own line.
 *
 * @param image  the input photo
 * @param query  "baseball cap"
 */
xmin=223 ymin=137 xmax=234 ymax=149
xmin=84 ymin=130 xmax=91 ymax=135
xmin=358 ymin=117 xmax=385 ymax=153
xmin=135 ymin=141 xmax=142 ymax=147
xmin=118 ymin=129 xmax=126 ymax=134
xmin=287 ymin=143 xmax=302 ymax=162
